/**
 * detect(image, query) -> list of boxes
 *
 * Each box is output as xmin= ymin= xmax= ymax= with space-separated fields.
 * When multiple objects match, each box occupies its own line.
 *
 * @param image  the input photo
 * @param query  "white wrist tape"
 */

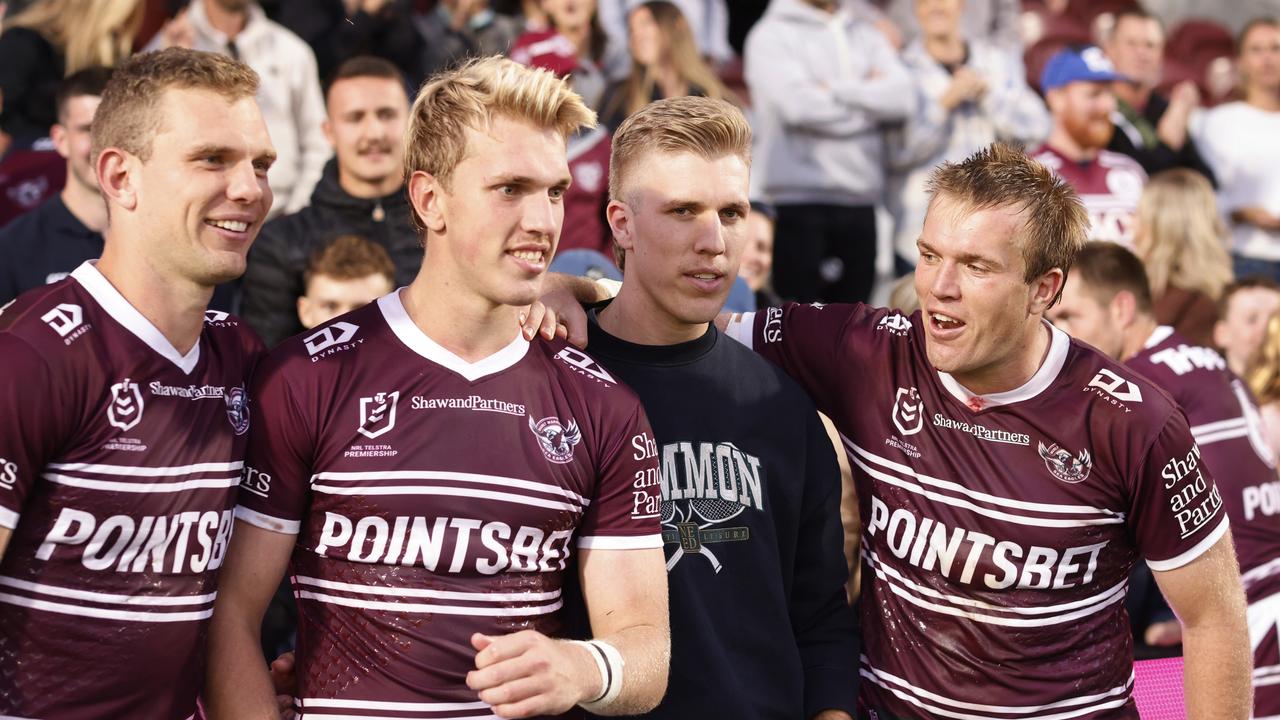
xmin=573 ymin=639 xmax=625 ymax=711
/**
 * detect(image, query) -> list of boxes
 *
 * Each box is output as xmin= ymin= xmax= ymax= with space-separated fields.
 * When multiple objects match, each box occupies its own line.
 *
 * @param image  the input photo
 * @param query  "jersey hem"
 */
xmin=577 ymin=534 xmax=663 ymax=550
xmin=0 ymin=506 xmax=18 ymax=529
xmin=1146 ymin=515 xmax=1230 ymax=572
xmin=234 ymin=505 xmax=301 ymax=535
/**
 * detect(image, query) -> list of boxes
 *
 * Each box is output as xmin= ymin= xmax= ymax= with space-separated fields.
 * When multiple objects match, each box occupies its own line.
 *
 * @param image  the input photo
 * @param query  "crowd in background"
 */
xmin=2 ymin=0 xmax=1280 ymax=658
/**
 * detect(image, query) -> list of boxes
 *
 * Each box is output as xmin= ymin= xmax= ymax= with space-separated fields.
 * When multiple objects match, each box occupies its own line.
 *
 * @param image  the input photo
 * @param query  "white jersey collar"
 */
xmin=378 ymin=290 xmax=529 ymax=382
xmin=71 ymin=261 xmax=201 ymax=374
xmin=936 ymin=322 xmax=1069 ymax=409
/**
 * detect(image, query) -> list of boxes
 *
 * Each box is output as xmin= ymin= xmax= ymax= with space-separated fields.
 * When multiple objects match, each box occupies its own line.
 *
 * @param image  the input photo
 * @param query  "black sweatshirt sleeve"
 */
xmin=241 ymin=223 xmax=306 ymax=348
xmin=793 ymin=409 xmax=860 ymax=718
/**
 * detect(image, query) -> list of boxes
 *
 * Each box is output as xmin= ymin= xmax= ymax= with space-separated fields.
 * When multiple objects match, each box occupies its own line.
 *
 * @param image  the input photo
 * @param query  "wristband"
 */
xmin=573 ymin=640 xmax=625 ymax=711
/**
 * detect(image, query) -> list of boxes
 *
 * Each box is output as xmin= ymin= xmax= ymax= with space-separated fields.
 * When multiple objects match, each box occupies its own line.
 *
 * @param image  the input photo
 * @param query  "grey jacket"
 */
xmin=745 ymin=0 xmax=914 ymax=206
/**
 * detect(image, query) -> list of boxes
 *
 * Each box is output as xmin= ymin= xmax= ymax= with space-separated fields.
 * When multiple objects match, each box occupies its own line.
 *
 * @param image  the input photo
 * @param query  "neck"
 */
xmin=339 ymin=168 xmax=402 ymax=200
xmin=399 ymin=253 xmax=524 ymax=362
xmin=652 ymin=64 xmax=686 ymax=98
xmin=561 ymin=24 xmax=590 ymax=55
xmin=1246 ymin=84 xmax=1280 ymax=112
xmin=953 ymin=321 xmax=1052 ymax=397
xmin=1120 ymin=314 xmax=1160 ymax=361
xmin=60 ymin=179 xmax=108 ymax=232
xmin=95 ymin=234 xmax=214 ymax=355
xmin=1113 ymin=81 xmax=1150 ymax=110
xmin=598 ymin=284 xmax=708 ymax=346
xmin=203 ymin=0 xmax=249 ymax=38
xmin=923 ymin=33 xmax=964 ymax=64
xmin=1046 ymin=129 xmax=1099 ymax=162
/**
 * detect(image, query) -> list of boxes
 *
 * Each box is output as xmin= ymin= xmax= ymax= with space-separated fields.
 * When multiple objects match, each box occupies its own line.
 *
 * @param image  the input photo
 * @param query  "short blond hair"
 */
xmin=403 ymin=55 xmax=596 ymax=229
xmin=91 ymin=48 xmax=259 ymax=162
xmin=927 ymin=143 xmax=1088 ymax=305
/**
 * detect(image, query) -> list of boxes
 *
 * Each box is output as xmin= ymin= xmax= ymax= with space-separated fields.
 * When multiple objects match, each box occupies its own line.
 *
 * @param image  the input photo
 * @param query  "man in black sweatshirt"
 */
xmin=581 ymin=96 xmax=858 ymax=719
xmin=241 ymin=55 xmax=421 ymax=346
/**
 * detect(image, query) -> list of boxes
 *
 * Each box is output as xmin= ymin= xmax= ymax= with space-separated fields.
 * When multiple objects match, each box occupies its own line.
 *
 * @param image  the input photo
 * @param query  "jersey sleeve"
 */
xmin=234 ymin=355 xmax=314 ymax=535
xmin=0 ymin=334 xmax=76 ymax=529
xmin=576 ymin=399 xmax=663 ymax=550
xmin=1131 ymin=410 xmax=1230 ymax=572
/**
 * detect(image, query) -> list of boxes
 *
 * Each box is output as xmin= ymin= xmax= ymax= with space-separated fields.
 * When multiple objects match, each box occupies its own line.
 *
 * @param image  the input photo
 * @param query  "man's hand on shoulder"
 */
xmin=814 ymin=711 xmax=854 ymax=720
xmin=466 ymin=631 xmax=599 ymax=718
xmin=521 ymin=272 xmax=612 ymax=348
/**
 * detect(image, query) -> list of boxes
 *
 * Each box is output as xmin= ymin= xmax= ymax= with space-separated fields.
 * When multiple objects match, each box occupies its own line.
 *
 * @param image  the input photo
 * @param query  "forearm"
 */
xmin=205 ymin=604 xmax=282 ymax=719
xmin=589 ymin=621 xmax=670 ymax=715
xmin=1181 ymin=618 xmax=1252 ymax=719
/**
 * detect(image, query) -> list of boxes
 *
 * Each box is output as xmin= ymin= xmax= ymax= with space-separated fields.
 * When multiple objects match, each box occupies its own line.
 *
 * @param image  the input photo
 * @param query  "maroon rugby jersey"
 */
xmin=0 ymin=262 xmax=263 ymax=719
xmin=1127 ymin=326 xmax=1280 ymax=714
xmin=729 ymin=303 xmax=1227 ymax=720
xmin=1031 ymin=145 xmax=1147 ymax=246
xmin=236 ymin=291 xmax=662 ymax=720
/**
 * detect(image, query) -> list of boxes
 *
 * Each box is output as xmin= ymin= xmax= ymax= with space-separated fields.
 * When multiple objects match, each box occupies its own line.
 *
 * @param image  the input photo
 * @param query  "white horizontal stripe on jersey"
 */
xmin=863 ymin=547 xmax=1129 ymax=617
xmin=848 ymin=451 xmax=1123 ymax=529
xmin=0 ymin=506 xmax=17 ymax=530
xmin=298 ymin=698 xmax=491 ymax=712
xmin=0 ymin=575 xmax=216 ymax=607
xmin=860 ymin=657 xmax=1132 ymax=720
xmin=863 ymin=551 xmax=1128 ymax=627
xmin=1189 ymin=417 xmax=1248 ymax=437
xmin=0 ymin=592 xmax=212 ymax=622
xmin=847 ymin=439 xmax=1123 ymax=520
xmin=1255 ymin=675 xmax=1280 ymax=688
xmin=577 ymin=534 xmax=664 ymax=550
xmin=1145 ymin=516 xmax=1230 ymax=572
xmin=1242 ymin=556 xmax=1280 ymax=588
xmin=43 ymin=472 xmax=241 ymax=493
xmin=293 ymin=576 xmax=561 ymax=603
xmin=1192 ymin=428 xmax=1250 ymax=446
xmin=295 ymin=590 xmax=563 ymax=617
xmin=310 ymin=483 xmax=583 ymax=513
xmin=47 ymin=461 xmax=244 ymax=476
xmin=1255 ymin=665 xmax=1280 ymax=681
xmin=234 ymin=506 xmax=302 ymax=535
xmin=311 ymin=470 xmax=590 ymax=507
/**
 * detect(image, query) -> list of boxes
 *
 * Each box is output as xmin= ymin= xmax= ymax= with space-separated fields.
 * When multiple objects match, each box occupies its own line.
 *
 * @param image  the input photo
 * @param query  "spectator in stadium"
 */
xmin=1194 ymin=17 xmax=1280 ymax=283
xmin=0 ymin=67 xmax=111 ymax=304
xmin=887 ymin=0 xmax=1048 ymax=273
xmin=1052 ymin=243 xmax=1280 ymax=715
xmin=275 ymin=0 xmax=427 ymax=87
xmin=741 ymin=199 xmax=780 ymax=308
xmin=1217 ymin=277 xmax=1280 ymax=377
xmin=718 ymin=143 xmax=1251 ymax=717
xmin=1031 ymin=46 xmax=1148 ymax=246
xmin=0 ymin=0 xmax=141 ymax=225
xmin=415 ymin=0 xmax=523 ymax=79
xmin=151 ymin=0 xmax=330 ymax=218
xmin=1132 ymin=168 xmax=1233 ymax=347
xmin=1247 ymin=313 xmax=1280 ymax=460
xmin=745 ymin=0 xmax=912 ymax=303
xmin=513 ymin=0 xmax=627 ymax=111
xmin=886 ymin=272 xmax=920 ymax=313
xmin=207 ymin=55 xmax=670 ymax=720
xmin=0 ymin=47 xmax=271 ymax=719
xmin=880 ymin=0 xmax=1021 ymax=50
xmin=1102 ymin=9 xmax=1217 ymax=184
xmin=599 ymin=1 xmax=735 ymax=131
xmin=296 ymin=233 xmax=395 ymax=329
xmin=597 ymin=0 xmax=733 ymax=68
xmin=583 ymin=95 xmax=858 ymax=720
xmin=241 ymin=55 xmax=419 ymax=347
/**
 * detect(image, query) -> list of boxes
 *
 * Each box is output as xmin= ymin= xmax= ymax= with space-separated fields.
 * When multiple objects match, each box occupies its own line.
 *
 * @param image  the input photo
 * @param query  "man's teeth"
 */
xmin=692 ymin=273 xmax=717 ymax=280
xmin=512 ymin=250 xmax=544 ymax=262
xmin=934 ymin=313 xmax=963 ymax=326
xmin=207 ymin=219 xmax=249 ymax=232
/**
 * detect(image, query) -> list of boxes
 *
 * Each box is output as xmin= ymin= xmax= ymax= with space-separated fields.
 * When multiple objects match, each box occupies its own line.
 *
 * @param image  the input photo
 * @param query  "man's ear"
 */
xmin=1030 ymin=268 xmax=1066 ymax=315
xmin=606 ymin=199 xmax=634 ymax=251
xmin=50 ymin=123 xmax=70 ymax=160
xmin=1111 ymin=290 xmax=1138 ymax=328
xmin=96 ymin=148 xmax=138 ymax=212
xmin=321 ymin=117 xmax=335 ymax=149
xmin=408 ymin=170 xmax=446 ymax=234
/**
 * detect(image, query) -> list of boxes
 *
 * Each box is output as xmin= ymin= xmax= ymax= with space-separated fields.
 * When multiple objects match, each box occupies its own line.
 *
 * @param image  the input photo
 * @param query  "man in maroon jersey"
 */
xmin=718 ymin=143 xmax=1250 ymax=718
xmin=1031 ymin=47 xmax=1148 ymax=246
xmin=1050 ymin=240 xmax=1280 ymax=717
xmin=206 ymin=56 xmax=670 ymax=720
xmin=0 ymin=48 xmax=273 ymax=719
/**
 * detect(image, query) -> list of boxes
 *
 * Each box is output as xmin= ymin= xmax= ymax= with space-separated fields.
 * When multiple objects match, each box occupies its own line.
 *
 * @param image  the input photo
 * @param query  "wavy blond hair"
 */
xmin=1247 ymin=312 xmax=1280 ymax=404
xmin=1133 ymin=168 xmax=1233 ymax=302
xmin=403 ymin=55 xmax=596 ymax=230
xmin=6 ymin=0 xmax=143 ymax=74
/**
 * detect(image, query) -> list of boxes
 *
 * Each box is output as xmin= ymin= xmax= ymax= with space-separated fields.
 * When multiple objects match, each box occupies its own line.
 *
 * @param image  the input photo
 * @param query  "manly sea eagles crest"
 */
xmin=1038 ymin=441 xmax=1092 ymax=484
xmin=225 ymin=385 xmax=250 ymax=436
xmin=529 ymin=416 xmax=582 ymax=464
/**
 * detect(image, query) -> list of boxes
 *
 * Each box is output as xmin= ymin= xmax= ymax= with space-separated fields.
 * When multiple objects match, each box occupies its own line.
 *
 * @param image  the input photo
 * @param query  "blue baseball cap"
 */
xmin=1040 ymin=46 xmax=1130 ymax=91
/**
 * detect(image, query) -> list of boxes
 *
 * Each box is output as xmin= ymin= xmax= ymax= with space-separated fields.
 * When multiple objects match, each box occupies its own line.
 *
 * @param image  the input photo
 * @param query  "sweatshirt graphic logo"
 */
xmin=358 ymin=391 xmax=399 ymax=439
xmin=658 ymin=442 xmax=763 ymax=573
xmin=107 ymin=379 xmax=145 ymax=432
xmin=892 ymin=387 xmax=924 ymax=436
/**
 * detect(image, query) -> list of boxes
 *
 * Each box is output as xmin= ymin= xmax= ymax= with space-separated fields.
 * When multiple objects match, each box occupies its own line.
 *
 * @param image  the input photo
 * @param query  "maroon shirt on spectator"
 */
xmin=235 ymin=291 xmax=662 ymax=720
xmin=730 ymin=303 xmax=1227 ymax=719
xmin=1032 ymin=145 xmax=1147 ymax=246
xmin=1127 ymin=326 xmax=1280 ymax=714
xmin=0 ymin=262 xmax=264 ymax=719
xmin=561 ymin=127 xmax=613 ymax=256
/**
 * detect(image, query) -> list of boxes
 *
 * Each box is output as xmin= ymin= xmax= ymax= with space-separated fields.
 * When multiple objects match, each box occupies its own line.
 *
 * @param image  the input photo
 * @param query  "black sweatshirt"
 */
xmin=585 ymin=307 xmax=858 ymax=719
